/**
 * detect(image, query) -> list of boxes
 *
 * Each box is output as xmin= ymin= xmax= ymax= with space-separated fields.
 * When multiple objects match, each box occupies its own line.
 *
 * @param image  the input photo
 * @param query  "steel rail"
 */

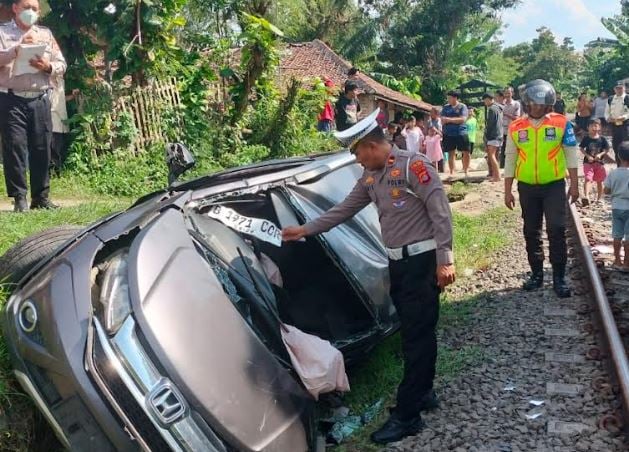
xmin=568 ymin=201 xmax=629 ymax=413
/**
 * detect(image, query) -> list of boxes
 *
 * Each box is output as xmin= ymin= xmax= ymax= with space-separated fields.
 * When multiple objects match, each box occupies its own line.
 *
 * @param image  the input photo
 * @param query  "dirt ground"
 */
xmin=448 ymin=180 xmax=506 ymax=215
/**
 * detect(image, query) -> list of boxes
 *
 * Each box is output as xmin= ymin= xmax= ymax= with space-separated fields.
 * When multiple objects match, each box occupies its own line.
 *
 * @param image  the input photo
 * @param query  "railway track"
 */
xmin=573 ymin=195 xmax=629 ymax=442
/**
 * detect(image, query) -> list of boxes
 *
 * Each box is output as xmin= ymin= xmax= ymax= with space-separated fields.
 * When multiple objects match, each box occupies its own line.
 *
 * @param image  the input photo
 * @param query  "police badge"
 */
xmin=518 ymin=130 xmax=529 ymax=143
xmin=544 ymin=127 xmax=557 ymax=141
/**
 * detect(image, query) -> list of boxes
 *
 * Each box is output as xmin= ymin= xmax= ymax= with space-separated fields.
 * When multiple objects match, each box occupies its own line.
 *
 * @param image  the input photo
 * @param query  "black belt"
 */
xmin=0 ymin=88 xmax=47 ymax=100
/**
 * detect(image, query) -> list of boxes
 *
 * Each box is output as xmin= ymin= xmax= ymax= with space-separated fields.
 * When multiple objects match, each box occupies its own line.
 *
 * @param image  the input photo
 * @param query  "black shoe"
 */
xmin=13 ymin=195 xmax=28 ymax=213
xmin=553 ymin=264 xmax=571 ymax=298
xmin=418 ymin=390 xmax=439 ymax=411
xmin=370 ymin=413 xmax=423 ymax=445
xmin=30 ymin=197 xmax=59 ymax=210
xmin=522 ymin=270 xmax=543 ymax=291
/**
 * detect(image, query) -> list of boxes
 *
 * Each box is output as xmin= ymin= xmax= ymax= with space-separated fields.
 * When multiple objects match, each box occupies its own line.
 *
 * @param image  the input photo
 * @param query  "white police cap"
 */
xmin=334 ymin=108 xmax=381 ymax=152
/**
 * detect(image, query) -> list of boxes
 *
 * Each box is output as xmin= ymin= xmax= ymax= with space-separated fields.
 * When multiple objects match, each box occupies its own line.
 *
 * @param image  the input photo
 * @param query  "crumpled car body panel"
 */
xmin=2 ymin=150 xmax=400 ymax=451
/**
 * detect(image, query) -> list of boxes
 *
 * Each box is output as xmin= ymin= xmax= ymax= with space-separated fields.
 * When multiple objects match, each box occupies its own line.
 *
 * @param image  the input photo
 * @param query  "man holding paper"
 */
xmin=0 ymin=0 xmax=66 ymax=212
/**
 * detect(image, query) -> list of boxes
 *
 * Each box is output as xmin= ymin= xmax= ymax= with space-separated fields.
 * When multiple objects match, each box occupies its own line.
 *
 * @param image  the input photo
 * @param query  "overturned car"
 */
xmin=0 ymin=148 xmax=400 ymax=451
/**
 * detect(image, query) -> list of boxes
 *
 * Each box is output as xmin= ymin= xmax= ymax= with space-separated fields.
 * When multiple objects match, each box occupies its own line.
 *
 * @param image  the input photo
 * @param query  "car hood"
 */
xmin=127 ymin=209 xmax=310 ymax=451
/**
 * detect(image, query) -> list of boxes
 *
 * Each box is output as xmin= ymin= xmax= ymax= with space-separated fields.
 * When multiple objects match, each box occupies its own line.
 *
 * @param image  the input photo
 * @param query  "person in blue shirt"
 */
xmin=441 ymin=90 xmax=470 ymax=177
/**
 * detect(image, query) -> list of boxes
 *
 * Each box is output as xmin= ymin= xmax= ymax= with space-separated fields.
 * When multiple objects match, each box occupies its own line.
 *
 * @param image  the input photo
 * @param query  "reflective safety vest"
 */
xmin=510 ymin=113 xmax=568 ymax=185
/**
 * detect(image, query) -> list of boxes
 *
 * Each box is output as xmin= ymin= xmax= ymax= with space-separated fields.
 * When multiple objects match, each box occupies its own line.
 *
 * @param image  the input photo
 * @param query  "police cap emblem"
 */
xmin=334 ymin=108 xmax=381 ymax=152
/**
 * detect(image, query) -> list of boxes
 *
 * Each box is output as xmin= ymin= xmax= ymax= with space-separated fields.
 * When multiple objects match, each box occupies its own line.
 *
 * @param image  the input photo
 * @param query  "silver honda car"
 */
xmin=1 ymin=149 xmax=400 ymax=451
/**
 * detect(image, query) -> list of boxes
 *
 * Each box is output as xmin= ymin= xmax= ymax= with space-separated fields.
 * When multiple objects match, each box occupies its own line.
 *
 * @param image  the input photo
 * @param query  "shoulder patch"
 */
xmin=563 ymin=121 xmax=577 ymax=147
xmin=410 ymin=160 xmax=431 ymax=184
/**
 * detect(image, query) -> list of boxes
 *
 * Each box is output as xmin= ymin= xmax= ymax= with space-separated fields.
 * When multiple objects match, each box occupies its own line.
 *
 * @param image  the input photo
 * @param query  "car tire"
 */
xmin=0 ymin=225 xmax=82 ymax=286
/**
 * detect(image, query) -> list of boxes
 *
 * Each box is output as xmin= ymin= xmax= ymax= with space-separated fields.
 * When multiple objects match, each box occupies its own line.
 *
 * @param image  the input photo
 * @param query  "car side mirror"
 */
xmin=165 ymin=143 xmax=196 ymax=185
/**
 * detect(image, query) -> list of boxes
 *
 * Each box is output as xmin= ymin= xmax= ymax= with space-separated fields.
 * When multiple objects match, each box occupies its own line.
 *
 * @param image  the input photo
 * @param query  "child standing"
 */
xmin=404 ymin=116 xmax=424 ymax=154
xmin=466 ymin=107 xmax=478 ymax=154
xmin=423 ymin=126 xmax=444 ymax=168
xmin=580 ymin=118 xmax=610 ymax=204
xmin=604 ymin=141 xmax=629 ymax=271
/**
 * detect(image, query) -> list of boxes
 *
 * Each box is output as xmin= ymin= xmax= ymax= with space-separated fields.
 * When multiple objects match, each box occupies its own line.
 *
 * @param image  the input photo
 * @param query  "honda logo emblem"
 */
xmin=146 ymin=379 xmax=187 ymax=426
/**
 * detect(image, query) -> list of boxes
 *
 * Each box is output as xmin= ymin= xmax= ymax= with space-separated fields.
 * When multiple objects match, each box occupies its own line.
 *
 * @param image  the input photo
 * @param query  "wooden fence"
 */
xmin=115 ymin=77 xmax=182 ymax=152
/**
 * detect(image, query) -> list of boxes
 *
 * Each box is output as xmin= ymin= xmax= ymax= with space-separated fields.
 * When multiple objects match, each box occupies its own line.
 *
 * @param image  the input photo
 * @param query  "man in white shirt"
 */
xmin=605 ymin=81 xmax=629 ymax=165
xmin=500 ymin=86 xmax=521 ymax=168
xmin=593 ymin=89 xmax=609 ymax=128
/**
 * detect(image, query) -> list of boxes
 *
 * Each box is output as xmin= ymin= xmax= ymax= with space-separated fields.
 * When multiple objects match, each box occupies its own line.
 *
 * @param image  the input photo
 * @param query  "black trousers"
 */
xmin=389 ymin=249 xmax=440 ymax=420
xmin=518 ymin=180 xmax=567 ymax=272
xmin=611 ymin=122 xmax=629 ymax=165
xmin=499 ymin=135 xmax=507 ymax=168
xmin=0 ymin=91 xmax=52 ymax=199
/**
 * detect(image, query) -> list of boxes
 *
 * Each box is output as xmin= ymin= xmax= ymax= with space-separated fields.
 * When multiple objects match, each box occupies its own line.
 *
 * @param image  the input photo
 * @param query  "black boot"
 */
xmin=13 ymin=195 xmax=28 ymax=213
xmin=370 ymin=412 xmax=423 ymax=445
xmin=30 ymin=197 xmax=59 ymax=210
xmin=553 ymin=264 xmax=571 ymax=298
xmin=523 ymin=269 xmax=543 ymax=291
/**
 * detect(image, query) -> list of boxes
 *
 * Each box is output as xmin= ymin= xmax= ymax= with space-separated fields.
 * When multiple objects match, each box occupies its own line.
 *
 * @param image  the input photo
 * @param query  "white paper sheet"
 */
xmin=13 ymin=44 xmax=47 ymax=76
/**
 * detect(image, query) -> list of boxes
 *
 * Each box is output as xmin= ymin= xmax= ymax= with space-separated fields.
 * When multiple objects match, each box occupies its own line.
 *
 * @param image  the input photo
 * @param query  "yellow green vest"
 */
xmin=509 ymin=113 xmax=568 ymax=185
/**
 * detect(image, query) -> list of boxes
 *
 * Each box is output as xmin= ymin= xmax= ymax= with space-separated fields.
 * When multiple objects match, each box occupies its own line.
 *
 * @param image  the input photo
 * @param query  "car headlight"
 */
xmin=18 ymin=299 xmax=38 ymax=333
xmin=97 ymin=249 xmax=131 ymax=335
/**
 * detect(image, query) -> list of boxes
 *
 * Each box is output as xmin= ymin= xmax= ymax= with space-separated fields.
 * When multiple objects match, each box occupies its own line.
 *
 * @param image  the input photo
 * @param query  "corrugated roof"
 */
xmin=280 ymin=40 xmax=433 ymax=112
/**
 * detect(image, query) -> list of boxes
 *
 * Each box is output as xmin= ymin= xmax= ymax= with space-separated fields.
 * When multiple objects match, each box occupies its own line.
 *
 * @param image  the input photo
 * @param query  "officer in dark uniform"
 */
xmin=282 ymin=109 xmax=456 ymax=444
xmin=504 ymin=80 xmax=579 ymax=297
xmin=0 ymin=0 xmax=66 ymax=212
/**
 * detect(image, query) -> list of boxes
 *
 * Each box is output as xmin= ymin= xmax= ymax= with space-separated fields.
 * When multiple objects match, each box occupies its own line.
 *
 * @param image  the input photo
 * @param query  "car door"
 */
xmin=273 ymin=162 xmax=397 ymax=330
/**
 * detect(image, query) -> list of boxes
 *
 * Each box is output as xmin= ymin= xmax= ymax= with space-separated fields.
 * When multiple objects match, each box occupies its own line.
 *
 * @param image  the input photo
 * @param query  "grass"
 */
xmin=334 ymin=206 xmax=519 ymax=450
xmin=0 ymin=196 xmax=129 ymax=451
xmin=0 ymin=201 xmax=128 ymax=255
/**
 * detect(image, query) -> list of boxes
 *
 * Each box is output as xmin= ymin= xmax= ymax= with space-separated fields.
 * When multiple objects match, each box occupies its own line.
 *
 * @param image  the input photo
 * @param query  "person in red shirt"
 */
xmin=317 ymin=79 xmax=336 ymax=132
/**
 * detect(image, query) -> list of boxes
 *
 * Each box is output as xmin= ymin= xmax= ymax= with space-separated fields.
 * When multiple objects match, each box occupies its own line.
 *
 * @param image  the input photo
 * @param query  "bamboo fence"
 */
xmin=115 ymin=77 xmax=182 ymax=152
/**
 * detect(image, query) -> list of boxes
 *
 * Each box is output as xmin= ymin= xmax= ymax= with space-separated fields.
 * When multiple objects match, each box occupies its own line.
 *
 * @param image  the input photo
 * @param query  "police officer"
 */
xmin=504 ymin=80 xmax=579 ymax=298
xmin=605 ymin=81 xmax=629 ymax=165
xmin=0 ymin=0 xmax=66 ymax=212
xmin=282 ymin=108 xmax=455 ymax=444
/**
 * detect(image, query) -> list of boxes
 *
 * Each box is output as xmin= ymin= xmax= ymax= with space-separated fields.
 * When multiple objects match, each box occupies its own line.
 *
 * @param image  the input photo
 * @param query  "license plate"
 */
xmin=207 ymin=205 xmax=282 ymax=247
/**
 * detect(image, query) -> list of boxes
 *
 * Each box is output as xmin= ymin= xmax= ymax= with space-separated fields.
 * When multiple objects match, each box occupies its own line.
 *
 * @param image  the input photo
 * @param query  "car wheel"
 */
xmin=0 ymin=225 xmax=82 ymax=286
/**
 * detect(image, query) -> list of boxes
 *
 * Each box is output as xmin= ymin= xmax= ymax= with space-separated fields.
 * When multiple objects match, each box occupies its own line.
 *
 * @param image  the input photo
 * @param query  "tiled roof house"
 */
xmin=279 ymin=39 xmax=433 ymax=118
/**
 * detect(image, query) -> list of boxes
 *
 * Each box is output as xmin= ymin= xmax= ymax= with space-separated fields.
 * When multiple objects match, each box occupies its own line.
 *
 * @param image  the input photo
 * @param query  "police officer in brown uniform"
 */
xmin=0 ymin=0 xmax=66 ymax=212
xmin=282 ymin=108 xmax=456 ymax=444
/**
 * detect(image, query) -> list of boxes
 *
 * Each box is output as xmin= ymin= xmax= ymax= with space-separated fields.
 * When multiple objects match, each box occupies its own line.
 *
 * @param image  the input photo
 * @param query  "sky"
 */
xmin=499 ymin=0 xmax=622 ymax=49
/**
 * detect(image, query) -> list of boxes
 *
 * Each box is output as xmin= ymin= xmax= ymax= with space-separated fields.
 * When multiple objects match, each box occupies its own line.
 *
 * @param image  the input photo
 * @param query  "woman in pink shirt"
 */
xmin=423 ymin=126 xmax=444 ymax=167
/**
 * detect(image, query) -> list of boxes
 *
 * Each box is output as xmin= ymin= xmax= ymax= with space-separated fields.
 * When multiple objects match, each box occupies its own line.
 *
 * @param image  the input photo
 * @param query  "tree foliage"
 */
xmin=373 ymin=0 xmax=518 ymax=102
xmin=502 ymin=27 xmax=581 ymax=94
xmin=580 ymin=1 xmax=629 ymax=92
xmin=44 ymin=0 xmax=189 ymax=86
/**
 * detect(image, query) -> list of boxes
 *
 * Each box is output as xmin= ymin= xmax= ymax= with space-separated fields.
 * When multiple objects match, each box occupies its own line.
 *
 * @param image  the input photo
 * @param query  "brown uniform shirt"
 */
xmin=0 ymin=21 xmax=66 ymax=92
xmin=303 ymin=147 xmax=454 ymax=265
